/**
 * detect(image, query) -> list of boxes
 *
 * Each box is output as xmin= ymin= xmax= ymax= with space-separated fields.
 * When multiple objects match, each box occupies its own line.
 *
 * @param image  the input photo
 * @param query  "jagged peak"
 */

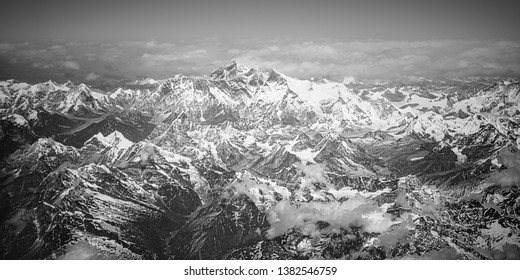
xmin=29 ymin=80 xmax=70 ymax=92
xmin=28 ymin=137 xmax=71 ymax=156
xmin=223 ymin=60 xmax=249 ymax=71
xmin=210 ymin=60 xmax=251 ymax=80
xmin=3 ymin=79 xmax=19 ymax=84
xmin=127 ymin=77 xmax=159 ymax=86
xmin=317 ymin=132 xmax=345 ymax=146
xmin=0 ymin=79 xmax=24 ymax=89
xmin=342 ymin=76 xmax=357 ymax=85
xmin=43 ymin=80 xmax=59 ymax=87
xmin=4 ymin=80 xmax=30 ymax=91
xmin=87 ymin=131 xmax=133 ymax=149
xmin=162 ymin=75 xmax=196 ymax=87
xmin=76 ymin=83 xmax=92 ymax=92
xmin=64 ymin=80 xmax=75 ymax=88
xmin=110 ymin=87 xmax=133 ymax=98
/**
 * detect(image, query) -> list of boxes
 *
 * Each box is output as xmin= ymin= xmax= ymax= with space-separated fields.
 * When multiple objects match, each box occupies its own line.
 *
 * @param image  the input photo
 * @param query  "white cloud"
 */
xmin=0 ymin=43 xmax=15 ymax=53
xmin=2 ymin=39 xmax=520 ymax=82
xmin=231 ymin=39 xmax=520 ymax=80
xmin=31 ymin=62 xmax=53 ymax=69
xmin=295 ymin=162 xmax=329 ymax=189
xmin=61 ymin=60 xmax=80 ymax=70
xmin=140 ymin=49 xmax=208 ymax=62
xmin=117 ymin=40 xmax=175 ymax=50
xmin=488 ymin=145 xmax=520 ymax=187
xmin=48 ymin=45 xmax=66 ymax=51
xmin=266 ymin=194 xmax=396 ymax=238
xmin=58 ymin=241 xmax=109 ymax=260
xmin=99 ymin=47 xmax=123 ymax=62
xmin=86 ymin=72 xmax=99 ymax=80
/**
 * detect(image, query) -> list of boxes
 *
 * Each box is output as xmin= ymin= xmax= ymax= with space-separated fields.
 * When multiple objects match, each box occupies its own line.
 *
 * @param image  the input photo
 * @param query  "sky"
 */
xmin=1 ymin=0 xmax=520 ymax=84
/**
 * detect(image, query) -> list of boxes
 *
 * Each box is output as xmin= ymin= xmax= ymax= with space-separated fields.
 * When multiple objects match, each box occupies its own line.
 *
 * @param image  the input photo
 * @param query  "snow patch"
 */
xmin=243 ymin=135 xmax=255 ymax=147
xmin=91 ymin=131 xmax=133 ymax=149
xmin=451 ymin=147 xmax=467 ymax=163
xmin=2 ymin=114 xmax=28 ymax=127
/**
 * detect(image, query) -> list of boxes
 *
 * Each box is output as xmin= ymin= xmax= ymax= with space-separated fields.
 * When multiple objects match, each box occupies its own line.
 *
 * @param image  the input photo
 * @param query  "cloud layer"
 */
xmin=232 ymin=39 xmax=520 ymax=80
xmin=1 ymin=39 xmax=519 ymax=84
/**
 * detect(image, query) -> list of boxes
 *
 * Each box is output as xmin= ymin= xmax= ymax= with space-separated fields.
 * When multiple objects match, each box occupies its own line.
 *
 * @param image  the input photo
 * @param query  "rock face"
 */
xmin=0 ymin=135 xmax=202 ymax=259
xmin=0 ymin=114 xmax=37 ymax=159
xmin=168 ymin=194 xmax=267 ymax=259
xmin=1 ymin=65 xmax=519 ymax=259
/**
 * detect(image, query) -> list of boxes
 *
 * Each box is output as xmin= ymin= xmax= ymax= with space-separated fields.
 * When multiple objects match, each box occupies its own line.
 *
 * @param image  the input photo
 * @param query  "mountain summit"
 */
xmin=210 ymin=60 xmax=252 ymax=80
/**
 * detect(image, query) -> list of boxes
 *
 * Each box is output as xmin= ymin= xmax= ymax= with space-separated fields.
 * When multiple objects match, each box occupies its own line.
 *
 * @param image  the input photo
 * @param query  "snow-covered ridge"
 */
xmin=1 ymin=62 xmax=519 ymax=142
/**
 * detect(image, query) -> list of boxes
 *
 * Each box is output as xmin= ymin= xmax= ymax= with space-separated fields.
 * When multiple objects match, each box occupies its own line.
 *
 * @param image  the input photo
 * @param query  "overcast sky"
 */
xmin=1 ymin=0 xmax=520 ymax=83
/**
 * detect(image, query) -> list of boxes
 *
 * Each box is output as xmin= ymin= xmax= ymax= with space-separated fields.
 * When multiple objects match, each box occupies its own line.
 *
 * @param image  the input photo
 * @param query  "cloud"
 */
xmin=58 ymin=241 xmax=111 ymax=260
xmin=48 ymin=45 xmax=66 ymax=52
xmin=265 ymin=162 xmax=416 ymax=240
xmin=231 ymin=39 xmax=520 ymax=80
xmin=375 ymin=213 xmax=415 ymax=249
xmin=489 ymin=169 xmax=520 ymax=187
xmin=117 ymin=40 xmax=175 ymax=50
xmin=141 ymin=49 xmax=208 ymax=62
xmin=488 ymin=145 xmax=520 ymax=187
xmin=86 ymin=72 xmax=99 ymax=80
xmin=100 ymin=47 xmax=123 ymax=62
xmin=266 ymin=194 xmax=396 ymax=238
xmin=295 ymin=162 xmax=329 ymax=189
xmin=497 ymin=145 xmax=520 ymax=168
xmin=0 ymin=43 xmax=15 ymax=53
xmin=61 ymin=60 xmax=80 ymax=70
xmin=399 ymin=247 xmax=461 ymax=260
xmin=138 ymin=144 xmax=156 ymax=165
xmin=31 ymin=62 xmax=53 ymax=69
xmin=1 ymin=39 xmax=520 ymax=83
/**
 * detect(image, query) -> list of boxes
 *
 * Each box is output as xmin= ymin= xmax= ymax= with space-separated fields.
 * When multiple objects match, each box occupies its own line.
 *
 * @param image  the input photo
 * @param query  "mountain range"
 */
xmin=1 ymin=60 xmax=519 ymax=259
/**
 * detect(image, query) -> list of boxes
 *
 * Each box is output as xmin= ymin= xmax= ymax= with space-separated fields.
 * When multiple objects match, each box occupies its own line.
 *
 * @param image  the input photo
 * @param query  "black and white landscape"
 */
xmin=1 ymin=0 xmax=520 ymax=260
xmin=1 ymin=62 xmax=519 ymax=259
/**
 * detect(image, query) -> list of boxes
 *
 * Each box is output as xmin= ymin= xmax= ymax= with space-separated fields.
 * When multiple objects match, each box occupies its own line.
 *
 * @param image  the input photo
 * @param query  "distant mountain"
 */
xmin=1 ymin=62 xmax=519 ymax=259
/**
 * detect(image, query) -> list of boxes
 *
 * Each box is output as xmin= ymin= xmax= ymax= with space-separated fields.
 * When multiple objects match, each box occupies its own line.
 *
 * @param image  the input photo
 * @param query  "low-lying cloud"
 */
xmin=266 ymin=194 xmax=397 ymax=239
xmin=488 ymin=145 xmax=520 ymax=187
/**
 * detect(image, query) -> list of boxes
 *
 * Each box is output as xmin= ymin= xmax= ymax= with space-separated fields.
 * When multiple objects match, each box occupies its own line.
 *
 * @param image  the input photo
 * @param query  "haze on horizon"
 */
xmin=1 ymin=0 xmax=520 ymax=84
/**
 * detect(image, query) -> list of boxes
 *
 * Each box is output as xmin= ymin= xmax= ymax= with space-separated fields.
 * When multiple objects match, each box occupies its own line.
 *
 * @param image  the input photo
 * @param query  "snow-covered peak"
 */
xmin=0 ymin=80 xmax=13 ymax=87
xmin=89 ymin=131 xmax=133 ymax=149
xmin=75 ymin=83 xmax=92 ymax=93
xmin=128 ymin=77 xmax=159 ymax=86
xmin=109 ymin=88 xmax=135 ymax=99
xmin=210 ymin=60 xmax=251 ymax=80
xmin=283 ymin=74 xmax=358 ymax=105
xmin=342 ymin=76 xmax=357 ymax=85
xmin=42 ymin=80 xmax=70 ymax=91
xmin=5 ymin=80 xmax=31 ymax=91
xmin=27 ymin=137 xmax=71 ymax=157
xmin=64 ymin=80 xmax=75 ymax=88
xmin=52 ymin=84 xmax=108 ymax=115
